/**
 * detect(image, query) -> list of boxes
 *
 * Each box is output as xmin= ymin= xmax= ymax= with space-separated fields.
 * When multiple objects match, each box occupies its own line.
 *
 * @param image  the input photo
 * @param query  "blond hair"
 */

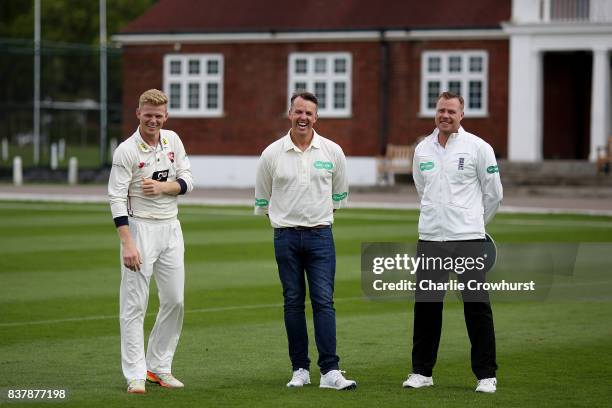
xmin=138 ymin=89 xmax=168 ymax=108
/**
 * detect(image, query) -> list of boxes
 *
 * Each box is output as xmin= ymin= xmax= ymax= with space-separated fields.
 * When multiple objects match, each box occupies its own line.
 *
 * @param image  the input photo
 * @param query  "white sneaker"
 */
xmin=127 ymin=379 xmax=145 ymax=394
xmin=319 ymin=370 xmax=357 ymax=390
xmin=146 ymin=371 xmax=184 ymax=388
xmin=475 ymin=377 xmax=497 ymax=393
xmin=402 ymin=373 xmax=433 ymax=388
xmin=287 ymin=368 xmax=311 ymax=388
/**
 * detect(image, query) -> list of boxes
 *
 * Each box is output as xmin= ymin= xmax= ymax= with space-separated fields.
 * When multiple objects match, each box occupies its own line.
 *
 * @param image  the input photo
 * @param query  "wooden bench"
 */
xmin=377 ymin=144 xmax=416 ymax=185
xmin=596 ymin=136 xmax=612 ymax=175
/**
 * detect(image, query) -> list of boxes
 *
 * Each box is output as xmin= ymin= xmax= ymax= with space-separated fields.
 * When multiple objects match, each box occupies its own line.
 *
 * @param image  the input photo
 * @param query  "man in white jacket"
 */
xmin=108 ymin=89 xmax=193 ymax=394
xmin=403 ymin=92 xmax=503 ymax=393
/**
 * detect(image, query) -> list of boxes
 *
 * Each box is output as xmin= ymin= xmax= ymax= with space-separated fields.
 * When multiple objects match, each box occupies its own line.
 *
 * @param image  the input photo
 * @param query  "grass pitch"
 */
xmin=0 ymin=201 xmax=611 ymax=407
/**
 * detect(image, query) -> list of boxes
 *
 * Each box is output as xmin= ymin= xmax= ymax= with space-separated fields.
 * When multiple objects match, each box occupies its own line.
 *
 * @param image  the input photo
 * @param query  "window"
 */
xmin=164 ymin=54 xmax=223 ymax=117
xmin=420 ymin=51 xmax=488 ymax=117
xmin=288 ymin=53 xmax=352 ymax=117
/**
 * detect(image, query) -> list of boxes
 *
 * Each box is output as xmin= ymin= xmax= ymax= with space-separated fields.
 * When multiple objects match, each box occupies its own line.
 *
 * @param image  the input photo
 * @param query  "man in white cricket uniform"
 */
xmin=403 ymin=92 xmax=503 ymax=393
xmin=254 ymin=92 xmax=356 ymax=390
xmin=108 ymin=89 xmax=193 ymax=394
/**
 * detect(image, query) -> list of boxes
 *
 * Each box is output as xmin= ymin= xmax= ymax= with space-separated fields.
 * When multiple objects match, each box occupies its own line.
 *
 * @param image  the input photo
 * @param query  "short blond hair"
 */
xmin=138 ymin=89 xmax=168 ymax=108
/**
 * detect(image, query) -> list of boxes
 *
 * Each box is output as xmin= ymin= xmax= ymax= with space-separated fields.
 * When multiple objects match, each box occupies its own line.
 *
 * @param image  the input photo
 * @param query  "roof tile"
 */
xmin=121 ymin=0 xmax=511 ymax=34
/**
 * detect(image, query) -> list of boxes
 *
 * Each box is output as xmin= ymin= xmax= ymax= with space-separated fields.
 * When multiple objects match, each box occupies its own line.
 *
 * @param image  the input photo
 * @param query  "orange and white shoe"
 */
xmin=127 ymin=379 xmax=146 ymax=394
xmin=146 ymin=371 xmax=184 ymax=388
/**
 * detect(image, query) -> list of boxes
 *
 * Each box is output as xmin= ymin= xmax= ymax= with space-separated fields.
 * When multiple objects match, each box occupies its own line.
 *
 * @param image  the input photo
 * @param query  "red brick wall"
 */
xmin=122 ymin=39 xmax=509 ymax=157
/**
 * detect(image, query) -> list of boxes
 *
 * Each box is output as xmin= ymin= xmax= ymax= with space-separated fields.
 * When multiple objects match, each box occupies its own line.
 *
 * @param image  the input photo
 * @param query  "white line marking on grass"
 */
xmin=0 ymin=194 xmax=110 ymax=203
xmin=1 ymin=193 xmax=611 ymax=216
xmin=5 ymin=203 xmax=606 ymax=227
xmin=183 ymin=208 xmax=612 ymax=226
xmin=0 ymin=296 xmax=365 ymax=328
xmin=0 ymin=203 xmax=108 ymax=212
xmin=495 ymin=219 xmax=612 ymax=228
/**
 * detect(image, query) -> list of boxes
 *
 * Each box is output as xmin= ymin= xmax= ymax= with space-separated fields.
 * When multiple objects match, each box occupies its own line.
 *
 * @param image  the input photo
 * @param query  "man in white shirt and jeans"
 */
xmin=403 ymin=92 xmax=503 ymax=393
xmin=255 ymin=92 xmax=356 ymax=390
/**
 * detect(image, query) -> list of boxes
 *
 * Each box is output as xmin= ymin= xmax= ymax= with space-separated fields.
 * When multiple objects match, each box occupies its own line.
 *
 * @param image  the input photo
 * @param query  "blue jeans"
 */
xmin=273 ymin=226 xmax=340 ymax=374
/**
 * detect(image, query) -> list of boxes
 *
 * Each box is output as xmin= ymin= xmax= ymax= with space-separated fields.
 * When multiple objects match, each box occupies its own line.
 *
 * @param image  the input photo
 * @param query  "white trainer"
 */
xmin=319 ymin=370 xmax=357 ymax=390
xmin=127 ymin=379 xmax=145 ymax=394
xmin=287 ymin=368 xmax=311 ymax=388
xmin=475 ymin=377 xmax=497 ymax=393
xmin=402 ymin=373 xmax=433 ymax=388
xmin=146 ymin=371 xmax=184 ymax=388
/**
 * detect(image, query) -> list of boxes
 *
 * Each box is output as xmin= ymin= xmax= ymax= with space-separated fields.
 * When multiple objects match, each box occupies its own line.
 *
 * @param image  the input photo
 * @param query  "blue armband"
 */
xmin=113 ymin=216 xmax=129 ymax=227
xmin=177 ymin=178 xmax=188 ymax=195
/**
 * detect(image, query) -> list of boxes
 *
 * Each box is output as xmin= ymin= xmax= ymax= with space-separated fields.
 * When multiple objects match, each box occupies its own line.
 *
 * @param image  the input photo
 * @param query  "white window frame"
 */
xmin=163 ymin=54 xmax=224 ymax=117
xmin=420 ymin=50 xmax=488 ymax=117
xmin=288 ymin=52 xmax=352 ymax=118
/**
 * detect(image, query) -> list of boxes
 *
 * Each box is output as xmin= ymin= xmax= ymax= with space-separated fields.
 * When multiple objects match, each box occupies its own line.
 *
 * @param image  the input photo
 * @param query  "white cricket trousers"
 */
xmin=119 ymin=217 xmax=185 ymax=381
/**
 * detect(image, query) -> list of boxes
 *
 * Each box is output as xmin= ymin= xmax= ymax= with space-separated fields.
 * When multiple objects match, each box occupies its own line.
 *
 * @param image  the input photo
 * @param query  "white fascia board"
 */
xmin=384 ymin=29 xmax=507 ymax=40
xmin=275 ymin=31 xmax=380 ymax=41
xmin=502 ymin=22 xmax=612 ymax=36
xmin=112 ymin=31 xmax=382 ymax=45
xmin=111 ymin=29 xmax=509 ymax=45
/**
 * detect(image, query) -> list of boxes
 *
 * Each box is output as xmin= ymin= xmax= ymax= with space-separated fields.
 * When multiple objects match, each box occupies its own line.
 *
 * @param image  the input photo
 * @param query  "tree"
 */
xmin=0 ymin=0 xmax=157 ymax=162
xmin=0 ymin=0 xmax=157 ymax=102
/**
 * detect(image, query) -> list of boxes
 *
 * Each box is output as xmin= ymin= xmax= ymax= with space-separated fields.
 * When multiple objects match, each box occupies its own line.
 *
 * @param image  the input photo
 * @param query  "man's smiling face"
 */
xmin=288 ymin=96 xmax=318 ymax=139
xmin=435 ymin=97 xmax=464 ymax=137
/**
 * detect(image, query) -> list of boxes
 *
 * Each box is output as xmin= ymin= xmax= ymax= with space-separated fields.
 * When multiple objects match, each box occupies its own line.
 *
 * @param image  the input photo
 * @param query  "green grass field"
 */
xmin=1 ymin=201 xmax=611 ymax=407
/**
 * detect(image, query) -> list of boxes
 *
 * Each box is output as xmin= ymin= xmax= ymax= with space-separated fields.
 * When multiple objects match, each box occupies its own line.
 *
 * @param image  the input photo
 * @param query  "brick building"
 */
xmin=113 ymin=0 xmax=612 ymax=186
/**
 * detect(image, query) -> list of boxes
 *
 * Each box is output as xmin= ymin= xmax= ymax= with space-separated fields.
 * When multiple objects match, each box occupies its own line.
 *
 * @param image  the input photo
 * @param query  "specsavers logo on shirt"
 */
xmin=255 ymin=198 xmax=269 ymax=207
xmin=314 ymin=161 xmax=333 ymax=170
xmin=487 ymin=165 xmax=499 ymax=174
xmin=332 ymin=192 xmax=348 ymax=202
xmin=420 ymin=161 xmax=435 ymax=171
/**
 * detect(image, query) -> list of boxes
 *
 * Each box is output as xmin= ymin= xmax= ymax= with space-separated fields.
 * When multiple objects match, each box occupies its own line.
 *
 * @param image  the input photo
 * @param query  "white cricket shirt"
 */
xmin=412 ymin=127 xmax=503 ymax=241
xmin=254 ymin=130 xmax=349 ymax=228
xmin=108 ymin=128 xmax=193 ymax=221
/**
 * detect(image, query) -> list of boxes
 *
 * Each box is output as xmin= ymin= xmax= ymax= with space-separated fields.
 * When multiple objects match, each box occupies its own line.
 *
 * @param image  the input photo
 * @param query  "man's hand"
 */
xmin=122 ymin=239 xmax=142 ymax=272
xmin=141 ymin=177 xmax=164 ymax=196
xmin=141 ymin=177 xmax=181 ymax=196
xmin=117 ymin=225 xmax=142 ymax=272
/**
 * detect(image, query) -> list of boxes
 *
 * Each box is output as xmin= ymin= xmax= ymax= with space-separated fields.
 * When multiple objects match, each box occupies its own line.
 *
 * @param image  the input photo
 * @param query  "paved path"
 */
xmin=1 ymin=184 xmax=611 ymax=215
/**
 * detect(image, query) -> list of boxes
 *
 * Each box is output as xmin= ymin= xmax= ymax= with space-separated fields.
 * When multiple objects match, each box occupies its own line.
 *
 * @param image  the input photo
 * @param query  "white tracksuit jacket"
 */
xmin=412 ymin=127 xmax=503 ymax=241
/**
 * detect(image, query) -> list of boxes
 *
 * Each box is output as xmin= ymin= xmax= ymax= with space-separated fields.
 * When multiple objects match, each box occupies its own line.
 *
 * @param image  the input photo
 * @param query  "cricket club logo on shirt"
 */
xmin=458 ymin=157 xmax=465 ymax=170
xmin=167 ymin=151 xmax=175 ymax=163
